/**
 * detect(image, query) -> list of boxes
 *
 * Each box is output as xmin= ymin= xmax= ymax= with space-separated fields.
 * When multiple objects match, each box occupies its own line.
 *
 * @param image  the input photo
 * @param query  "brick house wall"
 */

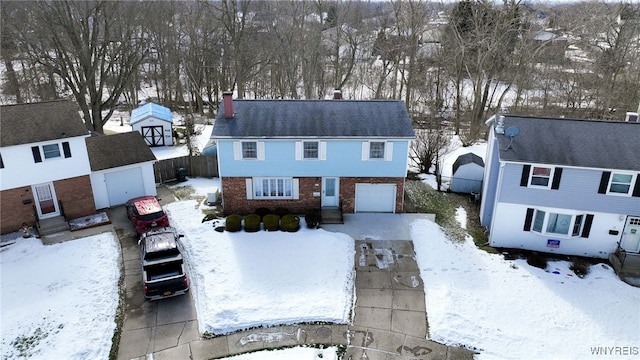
xmin=0 ymin=175 xmax=96 ymax=234
xmin=220 ymin=176 xmax=405 ymax=215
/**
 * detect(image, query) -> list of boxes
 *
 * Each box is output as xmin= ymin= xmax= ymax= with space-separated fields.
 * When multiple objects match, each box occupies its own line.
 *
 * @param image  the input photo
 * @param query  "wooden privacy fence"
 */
xmin=154 ymin=155 xmax=218 ymax=183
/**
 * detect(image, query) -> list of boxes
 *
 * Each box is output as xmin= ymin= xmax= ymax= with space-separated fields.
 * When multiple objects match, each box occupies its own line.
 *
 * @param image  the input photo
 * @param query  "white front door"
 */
xmin=620 ymin=216 xmax=640 ymax=253
xmin=33 ymin=183 xmax=59 ymax=219
xmin=322 ymin=177 xmax=339 ymax=207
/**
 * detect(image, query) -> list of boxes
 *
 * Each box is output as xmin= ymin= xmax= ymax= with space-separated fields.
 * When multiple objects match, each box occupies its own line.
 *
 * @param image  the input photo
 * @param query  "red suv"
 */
xmin=126 ymin=196 xmax=170 ymax=235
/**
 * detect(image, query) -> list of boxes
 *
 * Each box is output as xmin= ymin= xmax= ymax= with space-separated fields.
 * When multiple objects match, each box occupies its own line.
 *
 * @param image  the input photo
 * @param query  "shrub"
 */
xmin=281 ymin=214 xmax=300 ymax=232
xmin=225 ymin=214 xmax=242 ymax=232
xmin=305 ymin=208 xmax=321 ymax=229
xmin=263 ymin=214 xmax=280 ymax=231
xmin=274 ymin=207 xmax=291 ymax=217
xmin=244 ymin=214 xmax=261 ymax=232
xmin=254 ymin=207 xmax=271 ymax=221
xmin=570 ymin=258 xmax=591 ymax=278
xmin=526 ymin=252 xmax=548 ymax=270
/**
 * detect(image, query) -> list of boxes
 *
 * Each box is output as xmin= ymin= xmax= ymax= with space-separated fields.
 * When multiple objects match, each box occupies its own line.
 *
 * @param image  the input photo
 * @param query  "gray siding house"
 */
xmin=480 ymin=115 xmax=640 ymax=260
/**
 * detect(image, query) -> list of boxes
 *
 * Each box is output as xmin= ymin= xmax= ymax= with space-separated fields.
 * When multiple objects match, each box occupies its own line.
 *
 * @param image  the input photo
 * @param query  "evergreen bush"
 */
xmin=244 ymin=214 xmax=261 ymax=232
xmin=225 ymin=214 xmax=242 ymax=232
xmin=305 ymin=208 xmax=321 ymax=229
xmin=263 ymin=214 xmax=280 ymax=231
xmin=274 ymin=207 xmax=291 ymax=217
xmin=281 ymin=214 xmax=300 ymax=232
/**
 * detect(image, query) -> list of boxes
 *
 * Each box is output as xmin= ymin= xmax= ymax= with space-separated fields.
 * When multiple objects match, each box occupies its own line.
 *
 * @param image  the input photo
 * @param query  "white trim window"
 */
xmin=247 ymin=177 xmax=299 ymax=199
xmin=295 ymin=141 xmax=327 ymax=160
xmin=31 ymin=142 xmax=72 ymax=163
xmin=525 ymin=208 xmax=593 ymax=238
xmin=529 ymin=166 xmax=552 ymax=187
xmin=361 ymin=141 xmax=393 ymax=161
xmin=608 ymin=172 xmax=635 ymax=195
xmin=233 ymin=141 xmax=265 ymax=160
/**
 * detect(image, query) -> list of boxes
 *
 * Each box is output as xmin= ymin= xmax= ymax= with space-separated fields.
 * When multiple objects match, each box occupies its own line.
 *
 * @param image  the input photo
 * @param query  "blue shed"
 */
xmin=130 ymin=103 xmax=173 ymax=146
xmin=450 ymin=152 xmax=484 ymax=193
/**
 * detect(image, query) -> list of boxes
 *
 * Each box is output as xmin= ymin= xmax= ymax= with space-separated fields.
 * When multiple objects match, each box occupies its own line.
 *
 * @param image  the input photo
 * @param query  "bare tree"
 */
xmin=8 ymin=1 xmax=150 ymax=133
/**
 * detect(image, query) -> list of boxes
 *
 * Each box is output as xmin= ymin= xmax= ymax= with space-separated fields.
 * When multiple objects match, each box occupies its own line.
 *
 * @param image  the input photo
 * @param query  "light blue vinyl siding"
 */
xmin=217 ymin=139 xmax=409 ymax=177
xmin=498 ymin=163 xmax=640 ymax=215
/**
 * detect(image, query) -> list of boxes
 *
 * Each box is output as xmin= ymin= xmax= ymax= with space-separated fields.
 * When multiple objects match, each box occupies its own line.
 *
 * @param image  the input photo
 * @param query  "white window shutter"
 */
xmin=257 ymin=142 xmax=266 ymax=160
xmin=245 ymin=178 xmax=253 ymax=199
xmin=385 ymin=142 xmax=394 ymax=161
xmin=292 ymin=179 xmax=299 ymax=199
xmin=295 ymin=141 xmax=302 ymax=160
xmin=233 ymin=141 xmax=241 ymax=160
xmin=319 ymin=142 xmax=327 ymax=160
xmin=361 ymin=141 xmax=369 ymax=160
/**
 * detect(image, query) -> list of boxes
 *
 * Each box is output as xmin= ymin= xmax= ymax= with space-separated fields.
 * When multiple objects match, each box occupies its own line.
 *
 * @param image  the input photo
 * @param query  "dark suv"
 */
xmin=126 ymin=196 xmax=170 ymax=235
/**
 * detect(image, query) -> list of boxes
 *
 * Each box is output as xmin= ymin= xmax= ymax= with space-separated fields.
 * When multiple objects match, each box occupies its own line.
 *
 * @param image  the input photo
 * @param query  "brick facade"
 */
xmin=220 ymin=176 xmax=405 ymax=215
xmin=0 ymin=175 xmax=96 ymax=234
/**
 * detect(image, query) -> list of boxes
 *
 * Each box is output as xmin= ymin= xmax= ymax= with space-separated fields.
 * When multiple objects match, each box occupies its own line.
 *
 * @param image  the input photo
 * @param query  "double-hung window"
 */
xmin=242 ymin=141 xmax=257 ymax=159
xmin=303 ymin=141 xmax=319 ymax=159
xmin=530 ymin=166 xmax=552 ymax=186
xmin=525 ymin=208 xmax=593 ymax=238
xmin=362 ymin=141 xmax=393 ymax=161
xmin=598 ymin=171 xmax=640 ymax=197
xmin=520 ymin=164 xmax=562 ymax=189
xmin=31 ymin=142 xmax=71 ymax=163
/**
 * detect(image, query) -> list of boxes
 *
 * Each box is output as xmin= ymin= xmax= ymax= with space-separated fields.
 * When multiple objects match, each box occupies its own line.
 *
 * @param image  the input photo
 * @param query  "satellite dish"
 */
xmin=504 ymin=127 xmax=520 ymax=138
xmin=503 ymin=127 xmax=520 ymax=150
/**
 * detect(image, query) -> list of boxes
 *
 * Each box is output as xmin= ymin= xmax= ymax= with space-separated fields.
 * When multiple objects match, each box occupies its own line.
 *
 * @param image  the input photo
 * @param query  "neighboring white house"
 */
xmin=450 ymin=152 xmax=484 ymax=194
xmin=130 ymin=103 xmax=174 ymax=146
xmin=480 ymin=114 xmax=640 ymax=260
xmin=86 ymin=132 xmax=157 ymax=209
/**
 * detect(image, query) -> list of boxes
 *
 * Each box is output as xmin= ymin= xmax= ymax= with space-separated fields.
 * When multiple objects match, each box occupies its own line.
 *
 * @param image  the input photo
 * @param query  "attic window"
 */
xmin=608 ymin=173 xmax=634 ymax=195
xmin=43 ymin=144 xmax=61 ymax=159
xmin=369 ymin=142 xmax=385 ymax=159
xmin=242 ymin=142 xmax=257 ymax=159
xmin=530 ymin=166 xmax=552 ymax=187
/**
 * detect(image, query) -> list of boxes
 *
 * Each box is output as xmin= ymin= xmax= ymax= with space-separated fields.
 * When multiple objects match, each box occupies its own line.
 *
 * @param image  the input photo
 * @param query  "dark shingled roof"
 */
xmin=0 ymin=100 xmax=89 ymax=147
xmin=453 ymin=152 xmax=484 ymax=173
xmin=212 ymin=99 xmax=415 ymax=139
xmin=85 ymin=132 xmax=156 ymax=171
xmin=494 ymin=115 xmax=640 ymax=171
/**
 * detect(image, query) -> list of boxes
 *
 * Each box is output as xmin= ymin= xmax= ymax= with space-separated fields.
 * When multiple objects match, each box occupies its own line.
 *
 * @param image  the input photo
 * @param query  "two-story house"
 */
xmin=1 ymin=100 xmax=158 ymax=235
xmin=0 ymin=101 xmax=96 ymax=234
xmin=211 ymin=92 xmax=415 ymax=216
xmin=480 ymin=114 xmax=640 ymax=260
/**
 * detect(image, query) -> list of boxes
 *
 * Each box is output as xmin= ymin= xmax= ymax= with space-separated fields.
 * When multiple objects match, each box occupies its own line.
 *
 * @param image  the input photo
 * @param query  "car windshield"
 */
xmin=138 ymin=210 xmax=165 ymax=222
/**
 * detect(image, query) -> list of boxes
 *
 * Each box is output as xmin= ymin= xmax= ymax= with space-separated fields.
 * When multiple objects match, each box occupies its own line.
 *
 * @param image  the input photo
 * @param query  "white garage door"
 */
xmin=355 ymin=184 xmax=396 ymax=212
xmin=105 ymin=167 xmax=146 ymax=206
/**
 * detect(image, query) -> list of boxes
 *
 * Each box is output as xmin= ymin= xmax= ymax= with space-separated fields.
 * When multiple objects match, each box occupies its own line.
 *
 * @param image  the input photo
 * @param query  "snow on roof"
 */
xmin=130 ymin=102 xmax=173 ymax=124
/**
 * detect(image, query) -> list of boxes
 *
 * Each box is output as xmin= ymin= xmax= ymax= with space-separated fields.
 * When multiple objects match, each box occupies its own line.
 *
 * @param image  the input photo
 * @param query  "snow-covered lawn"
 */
xmin=412 ymin=216 xmax=640 ymax=360
xmin=0 ymin=233 xmax=120 ymax=360
xmin=165 ymin=199 xmax=356 ymax=335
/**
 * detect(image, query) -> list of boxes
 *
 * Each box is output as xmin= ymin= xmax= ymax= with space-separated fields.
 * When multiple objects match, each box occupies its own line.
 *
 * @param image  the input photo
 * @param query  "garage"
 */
xmin=105 ymin=167 xmax=146 ymax=206
xmin=355 ymin=184 xmax=396 ymax=212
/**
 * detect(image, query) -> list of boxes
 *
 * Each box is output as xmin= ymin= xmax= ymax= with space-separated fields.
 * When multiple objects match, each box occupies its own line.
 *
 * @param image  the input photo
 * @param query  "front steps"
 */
xmin=38 ymin=216 xmax=70 ymax=236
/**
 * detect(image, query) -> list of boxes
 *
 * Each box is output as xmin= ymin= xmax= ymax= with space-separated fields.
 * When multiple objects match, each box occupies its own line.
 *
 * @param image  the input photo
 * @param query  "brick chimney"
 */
xmin=333 ymin=89 xmax=342 ymax=100
xmin=223 ymin=91 xmax=234 ymax=118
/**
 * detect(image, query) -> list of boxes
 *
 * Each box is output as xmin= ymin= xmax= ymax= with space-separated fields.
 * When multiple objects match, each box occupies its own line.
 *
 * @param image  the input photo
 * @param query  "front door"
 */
xmin=322 ymin=177 xmax=339 ymax=207
xmin=620 ymin=216 xmax=640 ymax=253
xmin=33 ymin=183 xmax=59 ymax=219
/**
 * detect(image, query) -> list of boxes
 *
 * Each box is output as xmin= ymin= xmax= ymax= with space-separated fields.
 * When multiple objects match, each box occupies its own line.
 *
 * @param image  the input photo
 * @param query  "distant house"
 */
xmin=211 ymin=92 xmax=415 ymax=217
xmin=130 ymin=103 xmax=173 ymax=147
xmin=0 ymin=101 xmax=96 ymax=234
xmin=86 ymin=132 xmax=157 ymax=209
xmin=450 ymin=152 xmax=484 ymax=194
xmin=480 ymin=114 xmax=640 ymax=261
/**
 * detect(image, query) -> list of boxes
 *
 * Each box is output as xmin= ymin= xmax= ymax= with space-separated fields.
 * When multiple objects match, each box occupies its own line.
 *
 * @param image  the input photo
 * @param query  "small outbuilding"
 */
xmin=130 ymin=103 xmax=173 ymax=146
xmin=450 ymin=152 xmax=484 ymax=194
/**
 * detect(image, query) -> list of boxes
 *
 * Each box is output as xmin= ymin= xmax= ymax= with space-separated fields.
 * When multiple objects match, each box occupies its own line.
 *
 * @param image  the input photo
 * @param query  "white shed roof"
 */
xmin=130 ymin=103 xmax=172 ymax=124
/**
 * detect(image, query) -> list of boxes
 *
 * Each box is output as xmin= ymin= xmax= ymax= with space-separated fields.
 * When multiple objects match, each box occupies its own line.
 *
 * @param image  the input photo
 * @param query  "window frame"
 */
xmin=529 ymin=165 xmax=553 ymax=188
xmin=369 ymin=141 xmax=386 ymax=160
xmin=253 ymin=177 xmax=293 ymax=199
xmin=531 ymin=209 xmax=585 ymax=237
xmin=241 ymin=141 xmax=258 ymax=159
xmin=303 ymin=141 xmax=319 ymax=160
xmin=607 ymin=172 xmax=636 ymax=196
